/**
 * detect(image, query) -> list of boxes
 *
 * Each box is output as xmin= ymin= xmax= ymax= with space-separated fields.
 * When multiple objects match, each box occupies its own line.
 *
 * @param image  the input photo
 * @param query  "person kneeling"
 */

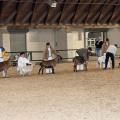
xmin=17 ymin=52 xmax=33 ymax=76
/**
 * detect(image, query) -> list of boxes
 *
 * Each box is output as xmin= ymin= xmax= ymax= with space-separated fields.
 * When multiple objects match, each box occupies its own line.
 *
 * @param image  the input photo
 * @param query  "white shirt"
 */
xmin=48 ymin=47 xmax=53 ymax=60
xmin=18 ymin=57 xmax=31 ymax=67
xmin=106 ymin=45 xmax=117 ymax=55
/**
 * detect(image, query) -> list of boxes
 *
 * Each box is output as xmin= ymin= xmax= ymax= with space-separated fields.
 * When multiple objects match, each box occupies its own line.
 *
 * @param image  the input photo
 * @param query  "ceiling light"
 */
xmin=50 ymin=0 xmax=57 ymax=7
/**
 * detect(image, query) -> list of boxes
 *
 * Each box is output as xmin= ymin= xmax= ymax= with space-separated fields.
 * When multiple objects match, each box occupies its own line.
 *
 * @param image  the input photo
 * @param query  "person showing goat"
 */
xmin=38 ymin=55 xmax=62 ymax=74
xmin=73 ymin=47 xmax=92 ymax=72
xmin=38 ymin=42 xmax=62 ymax=74
xmin=17 ymin=52 xmax=34 ymax=76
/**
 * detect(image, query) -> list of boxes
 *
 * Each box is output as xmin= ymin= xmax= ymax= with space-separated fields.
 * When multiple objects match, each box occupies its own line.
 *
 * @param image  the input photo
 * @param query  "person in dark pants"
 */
xmin=104 ymin=44 xmax=118 ymax=69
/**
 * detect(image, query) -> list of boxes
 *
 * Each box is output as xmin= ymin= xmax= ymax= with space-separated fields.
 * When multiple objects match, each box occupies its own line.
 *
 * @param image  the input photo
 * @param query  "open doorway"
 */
xmin=85 ymin=31 xmax=103 ymax=48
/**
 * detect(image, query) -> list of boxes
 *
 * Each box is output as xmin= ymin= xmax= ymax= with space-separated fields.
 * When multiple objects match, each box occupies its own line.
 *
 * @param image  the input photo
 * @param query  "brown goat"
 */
xmin=38 ymin=55 xmax=62 ymax=74
xmin=73 ymin=56 xmax=87 ymax=72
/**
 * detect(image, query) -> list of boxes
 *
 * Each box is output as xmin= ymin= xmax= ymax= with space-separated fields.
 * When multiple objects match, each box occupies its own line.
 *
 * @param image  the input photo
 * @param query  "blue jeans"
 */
xmin=96 ymin=48 xmax=100 ymax=57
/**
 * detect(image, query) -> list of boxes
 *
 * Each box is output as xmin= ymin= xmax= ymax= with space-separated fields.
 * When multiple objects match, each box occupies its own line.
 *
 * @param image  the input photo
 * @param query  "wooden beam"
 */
xmin=15 ymin=0 xmax=33 ymax=24
xmin=31 ymin=0 xmax=49 ymax=24
xmin=6 ymin=11 xmax=16 ymax=23
xmin=59 ymin=0 xmax=75 ymax=23
xmin=37 ymin=11 xmax=48 ymax=24
xmin=46 ymin=0 xmax=64 ymax=24
xmin=51 ymin=13 xmax=61 ymax=24
xmin=97 ymin=0 xmax=118 ymax=24
xmin=85 ymin=0 xmax=105 ymax=23
xmin=0 ymin=0 xmax=16 ymax=23
xmin=110 ymin=0 xmax=120 ymax=24
xmin=22 ymin=12 xmax=32 ymax=23
xmin=73 ymin=0 xmax=93 ymax=24
xmin=3 ymin=23 xmax=120 ymax=29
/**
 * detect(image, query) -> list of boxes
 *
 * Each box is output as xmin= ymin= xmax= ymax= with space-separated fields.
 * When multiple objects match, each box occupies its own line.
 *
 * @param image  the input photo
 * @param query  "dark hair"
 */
xmin=106 ymin=38 xmax=109 ymax=41
xmin=88 ymin=47 xmax=92 ymax=51
xmin=46 ymin=42 xmax=50 ymax=46
xmin=114 ymin=44 xmax=118 ymax=48
xmin=0 ymin=47 xmax=5 ymax=51
xmin=20 ymin=52 xmax=25 ymax=56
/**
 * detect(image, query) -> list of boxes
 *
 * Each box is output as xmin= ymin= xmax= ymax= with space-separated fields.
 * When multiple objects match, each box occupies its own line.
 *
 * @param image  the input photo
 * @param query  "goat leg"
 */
xmin=2 ymin=70 xmax=7 ymax=78
xmin=42 ymin=68 xmax=44 ymax=74
xmin=118 ymin=63 xmax=120 ymax=68
xmin=84 ymin=64 xmax=87 ymax=71
xmin=73 ymin=65 xmax=76 ymax=72
xmin=38 ymin=66 xmax=42 ymax=74
xmin=51 ymin=66 xmax=55 ymax=74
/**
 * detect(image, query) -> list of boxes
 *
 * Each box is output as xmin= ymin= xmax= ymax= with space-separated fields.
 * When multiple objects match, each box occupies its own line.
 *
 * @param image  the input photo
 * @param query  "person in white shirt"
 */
xmin=104 ymin=44 xmax=118 ymax=69
xmin=17 ymin=52 xmax=33 ymax=76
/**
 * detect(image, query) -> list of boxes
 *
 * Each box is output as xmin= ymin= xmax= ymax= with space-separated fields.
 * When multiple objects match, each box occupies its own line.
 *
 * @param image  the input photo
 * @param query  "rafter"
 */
xmin=0 ymin=0 xmax=16 ymax=23
xmin=59 ymin=0 xmax=77 ymax=24
xmin=97 ymin=0 xmax=118 ymax=24
xmin=73 ymin=0 xmax=93 ymax=24
xmin=46 ymin=0 xmax=64 ymax=24
xmin=31 ymin=0 xmax=49 ymax=24
xmin=109 ymin=0 xmax=120 ymax=24
xmin=59 ymin=0 xmax=76 ymax=24
xmin=85 ymin=0 xmax=105 ymax=24
xmin=16 ymin=0 xmax=33 ymax=24
xmin=0 ymin=0 xmax=120 ymax=27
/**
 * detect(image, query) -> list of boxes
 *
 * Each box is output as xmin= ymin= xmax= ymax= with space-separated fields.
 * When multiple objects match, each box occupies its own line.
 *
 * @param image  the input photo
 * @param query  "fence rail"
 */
xmin=8 ymin=47 xmax=120 ymax=62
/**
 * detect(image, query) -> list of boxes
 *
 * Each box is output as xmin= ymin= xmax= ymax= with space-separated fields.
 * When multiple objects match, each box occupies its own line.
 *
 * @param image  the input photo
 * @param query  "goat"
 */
xmin=97 ymin=55 xmax=110 ymax=69
xmin=38 ymin=55 xmax=62 ymax=74
xmin=73 ymin=56 xmax=87 ymax=72
xmin=0 ymin=55 xmax=15 ymax=78
xmin=0 ymin=58 xmax=11 ymax=78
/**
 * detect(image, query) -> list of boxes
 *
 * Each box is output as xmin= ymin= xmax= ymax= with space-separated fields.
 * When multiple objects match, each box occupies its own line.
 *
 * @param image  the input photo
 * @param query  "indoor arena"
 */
xmin=0 ymin=0 xmax=120 ymax=120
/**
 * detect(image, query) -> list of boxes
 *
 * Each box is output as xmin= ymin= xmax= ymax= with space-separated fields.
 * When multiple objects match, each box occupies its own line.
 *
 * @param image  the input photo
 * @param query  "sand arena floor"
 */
xmin=0 ymin=61 xmax=120 ymax=120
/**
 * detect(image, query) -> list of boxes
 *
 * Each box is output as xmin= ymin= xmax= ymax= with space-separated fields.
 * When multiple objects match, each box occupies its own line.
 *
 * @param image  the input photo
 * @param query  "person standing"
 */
xmin=101 ymin=38 xmax=110 ymax=55
xmin=43 ymin=42 xmax=57 ymax=60
xmin=98 ymin=38 xmax=110 ymax=68
xmin=104 ymin=44 xmax=118 ymax=69
xmin=75 ymin=47 xmax=92 ymax=70
xmin=95 ymin=38 xmax=103 ymax=57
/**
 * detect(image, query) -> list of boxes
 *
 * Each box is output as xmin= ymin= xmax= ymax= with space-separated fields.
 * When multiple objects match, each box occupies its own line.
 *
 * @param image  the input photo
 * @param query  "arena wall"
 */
xmin=1 ymin=28 xmax=120 ymax=60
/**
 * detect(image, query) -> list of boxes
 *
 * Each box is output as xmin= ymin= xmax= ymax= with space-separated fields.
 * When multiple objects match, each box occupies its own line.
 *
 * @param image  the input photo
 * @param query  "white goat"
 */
xmin=97 ymin=53 xmax=110 ymax=69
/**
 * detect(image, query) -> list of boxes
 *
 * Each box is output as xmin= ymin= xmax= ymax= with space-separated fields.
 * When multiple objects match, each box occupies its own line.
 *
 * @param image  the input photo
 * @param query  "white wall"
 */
xmin=67 ymin=29 xmax=84 ymax=58
xmin=107 ymin=29 xmax=120 ymax=46
xmin=26 ymin=28 xmax=85 ymax=60
xmin=26 ymin=29 xmax=55 ymax=60
xmin=2 ymin=33 xmax=10 ymax=52
xmin=55 ymin=29 xmax=68 ymax=58
xmin=0 ymin=28 xmax=85 ymax=60
xmin=107 ymin=28 xmax=120 ymax=55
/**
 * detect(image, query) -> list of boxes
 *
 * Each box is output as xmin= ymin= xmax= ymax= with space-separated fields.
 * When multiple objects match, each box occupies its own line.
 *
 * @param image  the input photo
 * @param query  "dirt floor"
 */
xmin=0 ymin=61 xmax=120 ymax=120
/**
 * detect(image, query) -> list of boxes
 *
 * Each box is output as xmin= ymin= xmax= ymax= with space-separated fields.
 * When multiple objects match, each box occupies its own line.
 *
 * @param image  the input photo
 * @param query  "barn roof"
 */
xmin=0 ymin=0 xmax=120 ymax=28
